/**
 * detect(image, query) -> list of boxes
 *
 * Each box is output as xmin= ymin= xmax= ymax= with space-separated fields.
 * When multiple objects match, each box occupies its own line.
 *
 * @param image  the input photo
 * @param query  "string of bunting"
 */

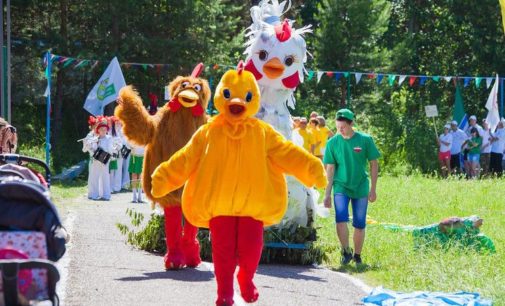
xmin=44 ymin=53 xmax=501 ymax=89
xmin=305 ymin=70 xmax=502 ymax=89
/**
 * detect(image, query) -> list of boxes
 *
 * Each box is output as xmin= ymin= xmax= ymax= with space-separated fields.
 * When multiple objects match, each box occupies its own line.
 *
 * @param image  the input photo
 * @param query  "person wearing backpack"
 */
xmin=0 ymin=117 xmax=17 ymax=154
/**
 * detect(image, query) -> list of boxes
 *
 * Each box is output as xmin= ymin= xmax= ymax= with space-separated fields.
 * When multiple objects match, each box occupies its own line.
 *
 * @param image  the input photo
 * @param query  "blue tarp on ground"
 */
xmin=363 ymin=287 xmax=492 ymax=306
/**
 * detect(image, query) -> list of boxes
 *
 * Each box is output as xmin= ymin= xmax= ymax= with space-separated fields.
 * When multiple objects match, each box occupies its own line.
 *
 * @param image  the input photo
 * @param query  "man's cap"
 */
xmin=469 ymin=115 xmax=477 ymax=121
xmin=336 ymin=108 xmax=354 ymax=121
xmin=444 ymin=124 xmax=451 ymax=129
xmin=451 ymin=120 xmax=458 ymax=125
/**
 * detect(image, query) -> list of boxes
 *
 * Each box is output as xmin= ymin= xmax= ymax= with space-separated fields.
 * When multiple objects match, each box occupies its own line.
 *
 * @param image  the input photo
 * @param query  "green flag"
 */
xmin=452 ymin=84 xmax=466 ymax=127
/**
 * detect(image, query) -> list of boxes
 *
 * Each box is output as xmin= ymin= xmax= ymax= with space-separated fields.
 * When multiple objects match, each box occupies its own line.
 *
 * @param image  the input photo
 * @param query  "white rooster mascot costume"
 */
xmin=244 ymin=0 xmax=318 ymax=227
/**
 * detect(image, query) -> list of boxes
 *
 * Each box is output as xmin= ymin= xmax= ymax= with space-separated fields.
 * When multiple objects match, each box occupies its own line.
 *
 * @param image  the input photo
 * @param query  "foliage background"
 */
xmin=6 ymin=0 xmax=505 ymax=173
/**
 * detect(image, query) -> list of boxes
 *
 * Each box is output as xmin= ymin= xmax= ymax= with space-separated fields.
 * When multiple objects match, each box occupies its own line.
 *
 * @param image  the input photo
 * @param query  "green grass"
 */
xmin=316 ymin=175 xmax=505 ymax=304
xmin=50 ymin=179 xmax=87 ymax=209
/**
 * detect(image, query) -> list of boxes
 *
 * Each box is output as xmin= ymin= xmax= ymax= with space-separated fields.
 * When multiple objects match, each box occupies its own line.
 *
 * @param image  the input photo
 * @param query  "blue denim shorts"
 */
xmin=333 ymin=193 xmax=368 ymax=229
xmin=468 ymin=153 xmax=480 ymax=162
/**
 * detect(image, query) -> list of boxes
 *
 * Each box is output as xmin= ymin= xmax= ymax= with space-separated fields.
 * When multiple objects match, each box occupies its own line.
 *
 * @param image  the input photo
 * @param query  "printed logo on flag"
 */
xmin=97 ymin=78 xmax=116 ymax=101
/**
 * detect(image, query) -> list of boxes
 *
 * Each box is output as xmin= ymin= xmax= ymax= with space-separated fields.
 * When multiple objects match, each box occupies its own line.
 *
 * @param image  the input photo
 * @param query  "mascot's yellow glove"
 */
xmin=151 ymin=161 xmax=173 ymax=198
xmin=151 ymin=127 xmax=205 ymax=198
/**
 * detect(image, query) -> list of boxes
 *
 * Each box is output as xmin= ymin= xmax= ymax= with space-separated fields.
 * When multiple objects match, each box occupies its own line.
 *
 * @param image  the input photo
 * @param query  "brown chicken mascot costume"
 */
xmin=151 ymin=61 xmax=327 ymax=305
xmin=115 ymin=63 xmax=210 ymax=270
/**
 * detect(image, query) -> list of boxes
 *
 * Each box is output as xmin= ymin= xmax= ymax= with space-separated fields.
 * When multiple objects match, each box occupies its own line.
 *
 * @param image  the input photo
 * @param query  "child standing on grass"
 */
xmin=323 ymin=108 xmax=380 ymax=266
xmin=465 ymin=128 xmax=482 ymax=179
xmin=129 ymin=143 xmax=145 ymax=203
xmin=437 ymin=124 xmax=453 ymax=178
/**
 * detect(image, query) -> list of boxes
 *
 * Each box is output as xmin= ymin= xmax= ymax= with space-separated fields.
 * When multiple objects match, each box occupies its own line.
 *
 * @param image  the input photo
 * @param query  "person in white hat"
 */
xmin=490 ymin=119 xmax=505 ymax=175
xmin=437 ymin=124 xmax=453 ymax=177
xmin=466 ymin=115 xmax=484 ymax=137
xmin=449 ymin=120 xmax=467 ymax=174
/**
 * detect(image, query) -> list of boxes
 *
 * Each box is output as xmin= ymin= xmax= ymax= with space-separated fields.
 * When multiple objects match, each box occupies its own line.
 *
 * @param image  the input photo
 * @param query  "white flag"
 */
xmin=355 ymin=73 xmax=363 ymax=84
xmin=84 ymin=57 xmax=126 ymax=116
xmin=486 ymin=77 xmax=493 ymax=89
xmin=43 ymin=84 xmax=50 ymax=97
xmin=398 ymin=75 xmax=407 ymax=85
xmin=485 ymin=74 xmax=500 ymax=132
xmin=316 ymin=71 xmax=324 ymax=83
xmin=443 ymin=76 xmax=452 ymax=83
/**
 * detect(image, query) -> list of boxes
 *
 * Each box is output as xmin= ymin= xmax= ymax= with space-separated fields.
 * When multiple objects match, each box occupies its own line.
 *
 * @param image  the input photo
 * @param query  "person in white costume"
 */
xmin=119 ymin=124 xmax=131 ymax=190
xmin=244 ymin=0 xmax=320 ymax=227
xmin=83 ymin=117 xmax=113 ymax=201
xmin=108 ymin=117 xmax=124 ymax=193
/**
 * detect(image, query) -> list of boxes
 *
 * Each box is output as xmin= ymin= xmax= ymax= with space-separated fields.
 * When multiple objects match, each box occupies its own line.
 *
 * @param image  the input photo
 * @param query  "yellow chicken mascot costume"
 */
xmin=115 ymin=63 xmax=210 ymax=270
xmin=151 ymin=61 xmax=326 ymax=306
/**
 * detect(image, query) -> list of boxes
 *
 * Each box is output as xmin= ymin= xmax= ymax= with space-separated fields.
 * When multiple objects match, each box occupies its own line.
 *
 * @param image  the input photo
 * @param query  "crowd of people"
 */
xmin=437 ymin=115 xmax=505 ymax=178
xmin=291 ymin=111 xmax=334 ymax=158
xmin=81 ymin=115 xmax=145 ymax=202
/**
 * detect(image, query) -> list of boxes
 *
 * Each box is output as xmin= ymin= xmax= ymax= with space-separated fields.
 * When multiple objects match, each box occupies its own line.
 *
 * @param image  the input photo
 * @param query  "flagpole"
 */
xmin=500 ymin=77 xmax=504 ymax=119
xmin=45 ymin=51 xmax=52 ymax=167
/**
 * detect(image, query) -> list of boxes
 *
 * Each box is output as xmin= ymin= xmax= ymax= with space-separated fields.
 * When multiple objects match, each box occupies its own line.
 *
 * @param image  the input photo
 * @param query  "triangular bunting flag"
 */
xmin=432 ymin=76 xmax=440 ymax=82
xmin=326 ymin=71 xmax=334 ymax=78
xmin=463 ymin=77 xmax=471 ymax=87
xmin=343 ymin=72 xmax=350 ymax=78
xmin=409 ymin=76 xmax=417 ymax=86
xmin=335 ymin=73 xmax=342 ymax=82
xmin=475 ymin=77 xmax=482 ymax=88
xmin=63 ymin=58 xmax=76 ymax=68
xmin=307 ymin=71 xmax=314 ymax=81
xmin=376 ymin=74 xmax=384 ymax=84
xmin=443 ymin=76 xmax=452 ymax=83
xmin=317 ymin=71 xmax=324 ymax=83
xmin=43 ymin=84 xmax=50 ymax=97
xmin=355 ymin=73 xmax=363 ymax=84
xmin=388 ymin=75 xmax=396 ymax=86
xmin=419 ymin=76 xmax=427 ymax=85
xmin=91 ymin=61 xmax=100 ymax=70
xmin=368 ymin=73 xmax=376 ymax=79
xmin=486 ymin=77 xmax=493 ymax=89
xmin=399 ymin=75 xmax=407 ymax=85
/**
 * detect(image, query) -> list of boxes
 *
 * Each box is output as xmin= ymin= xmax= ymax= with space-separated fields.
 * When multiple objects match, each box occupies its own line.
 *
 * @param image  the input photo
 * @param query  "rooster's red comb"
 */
xmin=237 ymin=60 xmax=244 ymax=75
xmin=191 ymin=63 xmax=204 ymax=78
xmin=275 ymin=20 xmax=292 ymax=43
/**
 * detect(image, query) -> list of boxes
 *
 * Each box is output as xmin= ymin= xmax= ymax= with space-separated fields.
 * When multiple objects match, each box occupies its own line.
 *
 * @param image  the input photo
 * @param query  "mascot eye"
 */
xmin=181 ymin=81 xmax=190 ymax=88
xmin=259 ymin=50 xmax=269 ymax=61
xmin=194 ymin=84 xmax=202 ymax=92
xmin=245 ymin=91 xmax=253 ymax=102
xmin=223 ymin=89 xmax=231 ymax=99
xmin=284 ymin=56 xmax=294 ymax=66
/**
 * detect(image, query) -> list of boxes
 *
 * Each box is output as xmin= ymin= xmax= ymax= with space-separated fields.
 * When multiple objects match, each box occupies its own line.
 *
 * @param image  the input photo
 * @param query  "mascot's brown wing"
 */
xmin=115 ymin=85 xmax=155 ymax=146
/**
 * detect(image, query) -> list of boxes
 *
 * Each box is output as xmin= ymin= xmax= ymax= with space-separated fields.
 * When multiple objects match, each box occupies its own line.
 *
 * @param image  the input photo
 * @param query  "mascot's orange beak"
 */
xmin=228 ymin=97 xmax=247 ymax=116
xmin=178 ymin=89 xmax=199 ymax=107
xmin=262 ymin=57 xmax=284 ymax=79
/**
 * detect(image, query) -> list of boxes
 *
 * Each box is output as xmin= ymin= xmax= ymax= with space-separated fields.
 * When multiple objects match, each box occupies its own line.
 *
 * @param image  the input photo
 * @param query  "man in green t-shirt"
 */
xmin=323 ymin=108 xmax=380 ymax=265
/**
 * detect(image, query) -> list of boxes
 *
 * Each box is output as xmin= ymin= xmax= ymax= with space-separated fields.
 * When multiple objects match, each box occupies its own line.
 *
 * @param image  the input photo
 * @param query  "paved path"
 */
xmin=57 ymin=192 xmax=369 ymax=306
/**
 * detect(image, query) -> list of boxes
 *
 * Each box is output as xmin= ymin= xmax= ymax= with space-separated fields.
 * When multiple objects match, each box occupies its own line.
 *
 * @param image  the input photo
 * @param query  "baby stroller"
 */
xmin=0 ymin=154 xmax=66 ymax=306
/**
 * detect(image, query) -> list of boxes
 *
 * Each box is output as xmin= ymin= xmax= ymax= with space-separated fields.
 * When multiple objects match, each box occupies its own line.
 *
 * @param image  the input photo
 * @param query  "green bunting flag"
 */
xmin=432 ymin=76 xmax=440 ymax=82
xmin=388 ymin=75 xmax=395 ymax=86
xmin=307 ymin=71 xmax=314 ymax=81
xmin=475 ymin=77 xmax=482 ymax=88
xmin=62 ymin=58 xmax=75 ymax=68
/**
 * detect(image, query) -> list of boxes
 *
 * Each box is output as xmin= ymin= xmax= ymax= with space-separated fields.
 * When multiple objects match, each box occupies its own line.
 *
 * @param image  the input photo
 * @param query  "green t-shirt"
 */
xmin=323 ymin=131 xmax=381 ymax=198
xmin=468 ymin=137 xmax=482 ymax=154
